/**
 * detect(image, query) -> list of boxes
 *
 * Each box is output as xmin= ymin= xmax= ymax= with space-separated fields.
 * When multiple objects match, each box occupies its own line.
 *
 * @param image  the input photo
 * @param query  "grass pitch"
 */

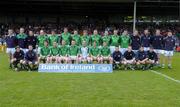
xmin=0 ymin=52 xmax=180 ymax=107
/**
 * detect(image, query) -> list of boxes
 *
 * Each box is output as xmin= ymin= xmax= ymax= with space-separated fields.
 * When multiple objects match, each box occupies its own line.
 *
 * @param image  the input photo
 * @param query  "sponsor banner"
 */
xmin=38 ymin=64 xmax=112 ymax=73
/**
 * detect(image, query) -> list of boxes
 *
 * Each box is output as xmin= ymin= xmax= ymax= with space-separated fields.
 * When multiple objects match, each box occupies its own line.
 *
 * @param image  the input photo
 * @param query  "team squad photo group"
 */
xmin=5 ymin=27 xmax=176 ymax=71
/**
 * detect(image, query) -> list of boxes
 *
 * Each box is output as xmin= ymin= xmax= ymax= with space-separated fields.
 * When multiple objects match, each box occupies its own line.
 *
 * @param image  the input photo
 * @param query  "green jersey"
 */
xmin=40 ymin=46 xmax=50 ymax=56
xmin=60 ymin=45 xmax=69 ymax=56
xmin=102 ymin=35 xmax=111 ymax=46
xmin=89 ymin=46 xmax=100 ymax=56
xmin=71 ymin=34 xmax=81 ymax=46
xmin=37 ymin=35 xmax=48 ymax=47
xmin=16 ymin=33 xmax=27 ymax=39
xmin=91 ymin=34 xmax=101 ymax=46
xmin=48 ymin=35 xmax=59 ymax=46
xmin=61 ymin=32 xmax=71 ymax=45
xmin=120 ymin=35 xmax=131 ymax=48
xmin=50 ymin=46 xmax=60 ymax=56
xmin=111 ymin=35 xmax=120 ymax=46
xmin=69 ymin=45 xmax=80 ymax=56
xmin=81 ymin=35 xmax=90 ymax=46
xmin=100 ymin=46 xmax=111 ymax=56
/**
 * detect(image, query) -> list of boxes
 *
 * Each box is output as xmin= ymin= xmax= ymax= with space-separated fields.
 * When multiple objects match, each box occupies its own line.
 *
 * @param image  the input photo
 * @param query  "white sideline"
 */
xmin=150 ymin=70 xmax=180 ymax=84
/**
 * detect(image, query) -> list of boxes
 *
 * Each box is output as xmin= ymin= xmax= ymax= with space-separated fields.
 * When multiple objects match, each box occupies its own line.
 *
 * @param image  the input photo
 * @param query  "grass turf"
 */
xmin=0 ymin=52 xmax=180 ymax=107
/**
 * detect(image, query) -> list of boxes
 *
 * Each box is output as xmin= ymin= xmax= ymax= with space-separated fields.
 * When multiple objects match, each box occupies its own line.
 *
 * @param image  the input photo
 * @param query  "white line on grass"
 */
xmin=150 ymin=70 xmax=180 ymax=84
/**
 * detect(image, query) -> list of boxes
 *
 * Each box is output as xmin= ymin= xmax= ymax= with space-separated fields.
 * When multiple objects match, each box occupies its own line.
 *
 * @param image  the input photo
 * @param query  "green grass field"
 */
xmin=0 ymin=52 xmax=180 ymax=107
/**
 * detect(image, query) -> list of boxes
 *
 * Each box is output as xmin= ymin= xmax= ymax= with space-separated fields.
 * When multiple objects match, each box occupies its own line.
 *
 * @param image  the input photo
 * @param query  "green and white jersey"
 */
xmin=71 ymin=34 xmax=81 ymax=46
xmin=91 ymin=34 xmax=101 ymax=46
xmin=61 ymin=32 xmax=71 ymax=45
xmin=100 ymin=46 xmax=111 ymax=56
xmin=37 ymin=35 xmax=48 ymax=48
xmin=59 ymin=45 xmax=69 ymax=56
xmin=89 ymin=46 xmax=100 ymax=57
xmin=48 ymin=35 xmax=59 ymax=46
xmin=120 ymin=35 xmax=131 ymax=48
xmin=102 ymin=35 xmax=111 ymax=46
xmin=81 ymin=35 xmax=91 ymax=46
xmin=69 ymin=45 xmax=80 ymax=56
xmin=80 ymin=46 xmax=89 ymax=58
xmin=40 ymin=46 xmax=50 ymax=57
xmin=50 ymin=46 xmax=60 ymax=56
xmin=110 ymin=34 xmax=120 ymax=46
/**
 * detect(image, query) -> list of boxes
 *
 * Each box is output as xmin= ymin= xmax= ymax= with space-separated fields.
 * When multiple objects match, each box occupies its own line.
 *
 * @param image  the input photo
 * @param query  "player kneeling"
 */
xmin=59 ymin=40 xmax=70 ymax=63
xmin=48 ymin=42 xmax=61 ymax=63
xmin=69 ymin=40 xmax=81 ymax=64
xmin=11 ymin=46 xmax=24 ymax=71
xmin=99 ymin=42 xmax=113 ymax=64
xmin=87 ymin=42 xmax=101 ymax=63
xmin=146 ymin=47 xmax=158 ymax=69
xmin=136 ymin=46 xmax=148 ymax=70
xmin=112 ymin=46 xmax=123 ymax=69
xmin=38 ymin=41 xmax=51 ymax=63
xmin=122 ymin=46 xmax=136 ymax=70
xmin=23 ymin=45 xmax=38 ymax=71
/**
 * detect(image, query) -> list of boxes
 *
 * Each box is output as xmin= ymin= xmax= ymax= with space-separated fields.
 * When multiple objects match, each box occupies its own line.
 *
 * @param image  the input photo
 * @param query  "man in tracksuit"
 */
xmin=163 ymin=31 xmax=175 ymax=69
xmin=122 ymin=46 xmax=136 ymax=70
xmin=23 ymin=45 xmax=38 ymax=71
xmin=5 ymin=29 xmax=17 ymax=68
xmin=131 ymin=30 xmax=141 ymax=53
xmin=11 ymin=46 xmax=24 ymax=71
xmin=146 ymin=47 xmax=158 ymax=69
xmin=152 ymin=29 xmax=164 ymax=67
xmin=25 ymin=30 xmax=37 ymax=52
xmin=141 ymin=29 xmax=152 ymax=51
xmin=136 ymin=46 xmax=148 ymax=70
xmin=16 ymin=28 xmax=27 ymax=52
xmin=112 ymin=45 xmax=123 ymax=69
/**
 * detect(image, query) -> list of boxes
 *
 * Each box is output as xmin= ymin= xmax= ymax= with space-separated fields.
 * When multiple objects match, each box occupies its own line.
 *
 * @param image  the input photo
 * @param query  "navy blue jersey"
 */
xmin=16 ymin=33 xmax=27 ymax=49
xmin=164 ymin=36 xmax=175 ymax=51
xmin=147 ymin=51 xmax=158 ymax=61
xmin=13 ymin=50 xmax=24 ymax=60
xmin=131 ymin=35 xmax=141 ymax=50
xmin=123 ymin=51 xmax=135 ymax=60
xmin=112 ymin=51 xmax=122 ymax=62
xmin=25 ymin=50 xmax=37 ymax=61
xmin=5 ymin=35 xmax=16 ymax=48
xmin=136 ymin=50 xmax=147 ymax=61
xmin=141 ymin=35 xmax=152 ymax=47
xmin=25 ymin=36 xmax=37 ymax=49
xmin=152 ymin=35 xmax=164 ymax=49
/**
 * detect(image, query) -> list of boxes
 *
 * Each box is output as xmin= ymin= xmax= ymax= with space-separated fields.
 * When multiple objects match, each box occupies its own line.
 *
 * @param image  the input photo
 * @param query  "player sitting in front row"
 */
xmin=69 ymin=40 xmax=81 ymax=64
xmin=23 ymin=45 xmax=38 ymax=71
xmin=122 ymin=46 xmax=136 ymax=70
xmin=112 ymin=46 xmax=123 ymax=69
xmin=59 ymin=40 xmax=70 ymax=63
xmin=80 ymin=41 xmax=89 ymax=63
xmin=99 ymin=42 xmax=113 ymax=64
xmin=38 ymin=41 xmax=51 ymax=63
xmin=146 ymin=47 xmax=158 ymax=69
xmin=88 ymin=42 xmax=101 ymax=63
xmin=136 ymin=46 xmax=148 ymax=70
xmin=11 ymin=46 xmax=24 ymax=71
xmin=48 ymin=42 xmax=61 ymax=63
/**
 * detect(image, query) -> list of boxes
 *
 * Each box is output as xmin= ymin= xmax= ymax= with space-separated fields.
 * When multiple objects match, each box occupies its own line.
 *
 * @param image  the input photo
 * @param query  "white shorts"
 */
xmin=69 ymin=56 xmax=77 ymax=60
xmin=164 ymin=51 xmax=173 ymax=57
xmin=110 ymin=46 xmax=116 ymax=54
xmin=154 ymin=49 xmax=164 ymax=54
xmin=124 ymin=59 xmax=135 ymax=64
xmin=144 ymin=47 xmax=150 ymax=51
xmin=132 ymin=50 xmax=138 ymax=54
xmin=120 ymin=48 xmax=127 ymax=55
xmin=6 ymin=48 xmax=15 ymax=54
xmin=20 ymin=48 xmax=27 ymax=53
